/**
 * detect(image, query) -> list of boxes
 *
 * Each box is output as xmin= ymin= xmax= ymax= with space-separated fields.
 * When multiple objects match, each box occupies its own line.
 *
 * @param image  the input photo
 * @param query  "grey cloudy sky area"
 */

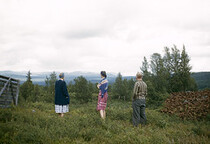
xmin=0 ymin=0 xmax=210 ymax=76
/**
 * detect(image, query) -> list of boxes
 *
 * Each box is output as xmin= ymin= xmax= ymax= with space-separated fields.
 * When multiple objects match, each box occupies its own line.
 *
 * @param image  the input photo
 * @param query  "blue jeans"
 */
xmin=132 ymin=99 xmax=147 ymax=127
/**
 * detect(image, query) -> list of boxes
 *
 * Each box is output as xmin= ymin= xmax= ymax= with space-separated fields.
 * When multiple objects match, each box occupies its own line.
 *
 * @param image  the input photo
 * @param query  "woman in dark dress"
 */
xmin=97 ymin=71 xmax=108 ymax=119
xmin=55 ymin=73 xmax=70 ymax=117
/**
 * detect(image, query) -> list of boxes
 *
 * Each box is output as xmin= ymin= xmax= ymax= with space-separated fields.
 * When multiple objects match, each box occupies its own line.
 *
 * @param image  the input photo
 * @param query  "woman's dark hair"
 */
xmin=100 ymin=71 xmax=107 ymax=78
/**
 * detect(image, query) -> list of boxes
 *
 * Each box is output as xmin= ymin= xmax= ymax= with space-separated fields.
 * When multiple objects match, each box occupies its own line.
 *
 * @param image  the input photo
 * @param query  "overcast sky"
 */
xmin=0 ymin=0 xmax=210 ymax=76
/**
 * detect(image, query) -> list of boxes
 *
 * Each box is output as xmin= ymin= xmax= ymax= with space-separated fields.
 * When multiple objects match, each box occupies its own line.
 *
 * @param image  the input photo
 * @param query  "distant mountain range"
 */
xmin=0 ymin=71 xmax=209 ymax=90
xmin=0 ymin=71 xmax=132 ymax=85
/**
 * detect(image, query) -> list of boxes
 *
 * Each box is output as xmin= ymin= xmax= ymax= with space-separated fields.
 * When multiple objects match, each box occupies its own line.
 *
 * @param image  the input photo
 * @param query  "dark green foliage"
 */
xmin=140 ymin=56 xmax=151 ymax=82
xmin=19 ymin=71 xmax=59 ymax=104
xmin=140 ymin=45 xmax=197 ymax=106
xmin=26 ymin=70 xmax=32 ymax=82
xmin=187 ymin=77 xmax=198 ymax=91
xmin=167 ymin=45 xmax=194 ymax=92
xmin=179 ymin=46 xmax=192 ymax=91
xmin=150 ymin=53 xmax=168 ymax=93
xmin=146 ymin=80 xmax=169 ymax=107
xmin=112 ymin=73 xmax=135 ymax=101
xmin=28 ymin=84 xmax=41 ymax=102
xmin=74 ymin=76 xmax=93 ymax=103
xmin=19 ymin=71 xmax=34 ymax=101
xmin=44 ymin=71 xmax=57 ymax=103
xmin=191 ymin=72 xmax=210 ymax=90
xmin=112 ymin=73 xmax=124 ymax=99
xmin=68 ymin=81 xmax=75 ymax=92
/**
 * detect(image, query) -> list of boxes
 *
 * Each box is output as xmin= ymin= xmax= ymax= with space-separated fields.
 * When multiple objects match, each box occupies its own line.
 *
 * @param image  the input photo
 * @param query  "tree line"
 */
xmin=19 ymin=45 xmax=197 ymax=107
xmin=140 ymin=45 xmax=197 ymax=106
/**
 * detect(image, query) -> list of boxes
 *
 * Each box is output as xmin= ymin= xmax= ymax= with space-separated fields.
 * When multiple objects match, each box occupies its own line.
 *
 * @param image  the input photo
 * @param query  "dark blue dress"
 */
xmin=55 ymin=80 xmax=70 ymax=105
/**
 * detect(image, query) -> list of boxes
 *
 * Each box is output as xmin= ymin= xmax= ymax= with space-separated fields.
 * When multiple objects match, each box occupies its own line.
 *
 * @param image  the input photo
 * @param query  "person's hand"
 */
xmin=97 ymin=83 xmax=101 ymax=89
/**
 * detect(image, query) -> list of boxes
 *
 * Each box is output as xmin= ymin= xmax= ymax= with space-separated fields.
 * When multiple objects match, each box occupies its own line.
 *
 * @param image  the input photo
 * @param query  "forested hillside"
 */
xmin=191 ymin=72 xmax=210 ymax=90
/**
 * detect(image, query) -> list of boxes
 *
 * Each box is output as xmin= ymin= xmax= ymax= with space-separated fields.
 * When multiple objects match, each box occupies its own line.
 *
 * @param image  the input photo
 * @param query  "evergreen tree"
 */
xmin=169 ymin=45 xmax=182 ymax=92
xmin=112 ymin=73 xmax=134 ymax=101
xmin=29 ymin=84 xmax=41 ymax=102
xmin=122 ymin=79 xmax=129 ymax=101
xmin=26 ymin=71 xmax=32 ymax=82
xmin=68 ymin=81 xmax=75 ymax=93
xmin=179 ymin=45 xmax=193 ymax=91
xmin=138 ymin=45 xmax=197 ymax=106
xmin=163 ymin=47 xmax=173 ymax=92
xmin=171 ymin=45 xmax=181 ymax=74
xmin=140 ymin=56 xmax=150 ymax=81
xmin=127 ymin=78 xmax=135 ymax=101
xmin=150 ymin=53 xmax=167 ymax=92
xmin=112 ymin=73 xmax=124 ymax=99
xmin=45 ymin=71 xmax=57 ymax=102
xmin=88 ymin=81 xmax=94 ymax=96
xmin=20 ymin=71 xmax=34 ymax=101
xmin=163 ymin=47 xmax=172 ymax=74
xmin=45 ymin=76 xmax=50 ymax=88
xmin=74 ymin=76 xmax=92 ymax=103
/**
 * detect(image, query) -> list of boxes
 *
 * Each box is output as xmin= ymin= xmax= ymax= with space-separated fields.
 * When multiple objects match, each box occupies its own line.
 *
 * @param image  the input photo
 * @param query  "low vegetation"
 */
xmin=0 ymin=100 xmax=209 ymax=144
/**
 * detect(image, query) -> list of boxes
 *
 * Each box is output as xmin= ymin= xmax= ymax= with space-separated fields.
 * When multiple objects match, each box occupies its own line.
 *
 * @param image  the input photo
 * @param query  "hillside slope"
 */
xmin=191 ymin=72 xmax=210 ymax=89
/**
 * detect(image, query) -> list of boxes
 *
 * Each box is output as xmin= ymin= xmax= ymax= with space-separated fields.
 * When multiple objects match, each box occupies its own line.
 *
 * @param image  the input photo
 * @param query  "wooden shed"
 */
xmin=0 ymin=75 xmax=20 ymax=108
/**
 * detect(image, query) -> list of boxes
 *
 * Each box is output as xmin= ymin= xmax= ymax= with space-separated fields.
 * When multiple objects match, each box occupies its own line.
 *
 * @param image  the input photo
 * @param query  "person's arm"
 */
xmin=100 ymin=82 xmax=108 ymax=98
xmin=55 ymin=81 xmax=57 ymax=93
xmin=145 ymin=84 xmax=147 ymax=96
xmin=132 ymin=82 xmax=138 ymax=100
xmin=62 ymin=81 xmax=69 ymax=98
xmin=97 ymin=83 xmax=101 ymax=89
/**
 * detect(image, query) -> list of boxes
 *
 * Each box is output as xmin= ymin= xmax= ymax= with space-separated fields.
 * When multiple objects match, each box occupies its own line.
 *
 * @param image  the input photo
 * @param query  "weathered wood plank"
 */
xmin=0 ymin=100 xmax=12 ymax=105
xmin=0 ymin=94 xmax=14 ymax=98
xmin=0 ymin=105 xmax=11 ymax=108
xmin=0 ymin=75 xmax=19 ymax=82
xmin=0 ymin=97 xmax=13 ymax=101
xmin=0 ymin=80 xmax=19 ymax=86
xmin=0 ymin=79 xmax=8 ymax=83
xmin=0 ymin=96 xmax=13 ymax=100
xmin=0 ymin=78 xmax=11 ymax=96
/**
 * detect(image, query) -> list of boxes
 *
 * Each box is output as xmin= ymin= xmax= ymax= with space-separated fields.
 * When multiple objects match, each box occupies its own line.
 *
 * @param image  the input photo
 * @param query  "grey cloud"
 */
xmin=171 ymin=19 xmax=210 ymax=33
xmin=191 ymin=53 xmax=210 ymax=58
xmin=185 ymin=22 xmax=210 ymax=32
xmin=64 ymin=28 xmax=109 ymax=39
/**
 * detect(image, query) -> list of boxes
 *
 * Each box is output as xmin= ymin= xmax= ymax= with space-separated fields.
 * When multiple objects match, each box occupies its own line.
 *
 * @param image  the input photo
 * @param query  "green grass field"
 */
xmin=0 ymin=100 xmax=209 ymax=144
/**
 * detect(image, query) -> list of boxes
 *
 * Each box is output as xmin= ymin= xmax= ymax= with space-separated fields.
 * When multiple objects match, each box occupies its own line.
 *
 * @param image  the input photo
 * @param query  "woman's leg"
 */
xmin=58 ymin=113 xmax=64 ymax=117
xmin=103 ymin=110 xmax=106 ymax=119
xmin=100 ymin=110 xmax=104 ymax=119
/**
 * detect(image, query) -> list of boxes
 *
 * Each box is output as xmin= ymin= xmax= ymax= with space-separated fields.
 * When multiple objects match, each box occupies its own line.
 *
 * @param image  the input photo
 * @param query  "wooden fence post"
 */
xmin=15 ymin=80 xmax=20 ymax=106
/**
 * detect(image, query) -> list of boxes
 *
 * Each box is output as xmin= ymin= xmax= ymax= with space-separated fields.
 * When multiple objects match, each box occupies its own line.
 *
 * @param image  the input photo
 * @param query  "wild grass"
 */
xmin=0 ymin=99 xmax=209 ymax=144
